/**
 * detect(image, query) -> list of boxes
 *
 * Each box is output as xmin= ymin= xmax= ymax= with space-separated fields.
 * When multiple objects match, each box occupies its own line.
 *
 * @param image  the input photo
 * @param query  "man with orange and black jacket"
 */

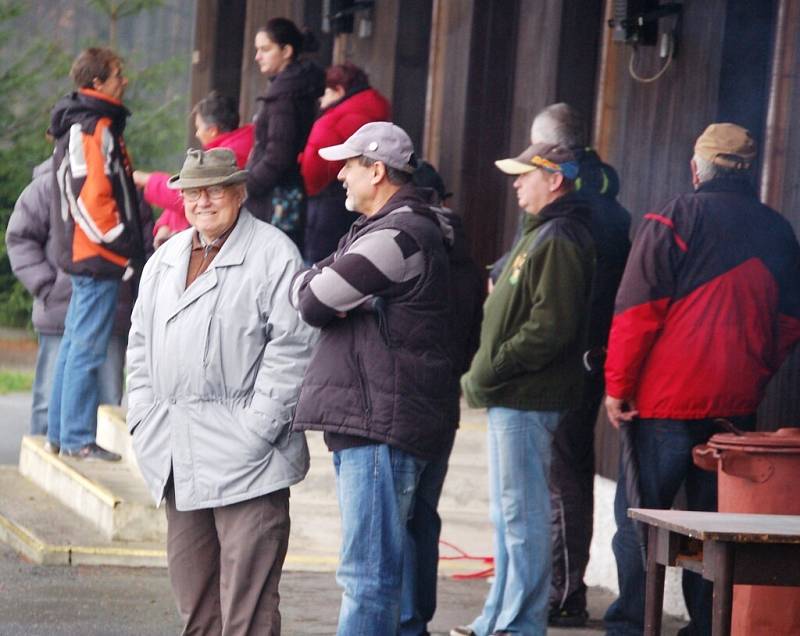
xmin=47 ymin=47 xmax=148 ymax=461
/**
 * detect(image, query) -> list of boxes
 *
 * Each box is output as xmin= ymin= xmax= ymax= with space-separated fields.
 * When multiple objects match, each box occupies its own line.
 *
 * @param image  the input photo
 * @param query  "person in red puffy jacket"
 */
xmin=133 ymin=91 xmax=254 ymax=248
xmin=300 ymin=63 xmax=391 ymax=263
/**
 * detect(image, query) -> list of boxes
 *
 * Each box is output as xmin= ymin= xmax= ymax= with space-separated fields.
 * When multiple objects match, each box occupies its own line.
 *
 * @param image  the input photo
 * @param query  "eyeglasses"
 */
xmin=182 ymin=185 xmax=227 ymax=202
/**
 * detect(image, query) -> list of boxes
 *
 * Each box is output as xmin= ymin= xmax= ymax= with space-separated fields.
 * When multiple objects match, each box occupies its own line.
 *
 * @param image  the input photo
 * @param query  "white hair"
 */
xmin=692 ymin=154 xmax=749 ymax=183
xmin=530 ymin=103 xmax=586 ymax=147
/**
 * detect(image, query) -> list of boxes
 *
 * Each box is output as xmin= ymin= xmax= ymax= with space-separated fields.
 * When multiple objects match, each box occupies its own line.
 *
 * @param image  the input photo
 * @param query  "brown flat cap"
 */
xmin=694 ymin=123 xmax=756 ymax=170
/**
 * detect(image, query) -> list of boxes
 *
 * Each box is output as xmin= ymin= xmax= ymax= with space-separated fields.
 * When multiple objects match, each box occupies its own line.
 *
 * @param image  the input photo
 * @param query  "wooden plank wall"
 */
xmin=595 ymin=1 xmax=728 ymax=229
xmin=501 ymin=0 xmax=604 ymax=253
xmin=332 ymin=0 xmax=401 ymax=104
xmin=422 ymin=0 xmax=475 ymax=218
xmin=758 ymin=0 xmax=800 ymax=430
xmin=426 ymin=0 xmax=606 ymax=269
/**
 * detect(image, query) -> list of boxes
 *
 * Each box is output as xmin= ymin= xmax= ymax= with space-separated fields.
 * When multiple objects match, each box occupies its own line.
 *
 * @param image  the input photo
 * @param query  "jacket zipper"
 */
xmin=356 ymin=354 xmax=372 ymax=419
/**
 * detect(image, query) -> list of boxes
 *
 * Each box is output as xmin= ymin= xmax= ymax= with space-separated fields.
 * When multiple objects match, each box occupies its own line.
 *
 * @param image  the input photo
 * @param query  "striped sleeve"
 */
xmin=291 ymin=228 xmax=423 ymax=327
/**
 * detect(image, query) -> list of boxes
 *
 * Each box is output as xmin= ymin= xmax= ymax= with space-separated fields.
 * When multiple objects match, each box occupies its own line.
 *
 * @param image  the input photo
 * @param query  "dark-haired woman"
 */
xmin=300 ymin=63 xmax=391 ymax=263
xmin=247 ymin=17 xmax=324 ymax=251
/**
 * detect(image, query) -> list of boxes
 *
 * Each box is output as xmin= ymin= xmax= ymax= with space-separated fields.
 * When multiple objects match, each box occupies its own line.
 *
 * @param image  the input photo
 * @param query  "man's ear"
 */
xmin=690 ymin=158 xmax=700 ymax=189
xmin=371 ymin=161 xmax=387 ymax=185
xmin=550 ymin=172 xmax=565 ymax=192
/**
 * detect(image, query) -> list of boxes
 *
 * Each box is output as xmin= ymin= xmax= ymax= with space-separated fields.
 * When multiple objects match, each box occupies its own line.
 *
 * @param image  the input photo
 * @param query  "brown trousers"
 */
xmin=165 ymin=486 xmax=290 ymax=636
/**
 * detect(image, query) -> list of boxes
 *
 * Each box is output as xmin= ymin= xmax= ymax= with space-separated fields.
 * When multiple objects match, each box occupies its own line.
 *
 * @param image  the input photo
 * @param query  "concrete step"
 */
xmin=18 ymin=435 xmax=166 ymax=542
xmin=0 ymin=465 xmax=165 ymax=567
xmin=96 ymin=405 xmax=138 ymax=470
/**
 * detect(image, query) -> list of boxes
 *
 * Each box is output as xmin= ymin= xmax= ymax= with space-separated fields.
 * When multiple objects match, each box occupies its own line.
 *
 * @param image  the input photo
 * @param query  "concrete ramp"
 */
xmin=18 ymin=435 xmax=166 ymax=542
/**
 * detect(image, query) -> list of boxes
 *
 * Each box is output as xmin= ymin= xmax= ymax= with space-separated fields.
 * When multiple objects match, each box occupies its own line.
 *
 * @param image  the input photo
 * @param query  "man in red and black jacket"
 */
xmin=603 ymin=123 xmax=800 ymax=635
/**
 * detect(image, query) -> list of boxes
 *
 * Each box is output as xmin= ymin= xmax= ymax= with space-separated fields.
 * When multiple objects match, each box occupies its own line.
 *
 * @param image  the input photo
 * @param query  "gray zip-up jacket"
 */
xmin=126 ymin=209 xmax=317 ymax=510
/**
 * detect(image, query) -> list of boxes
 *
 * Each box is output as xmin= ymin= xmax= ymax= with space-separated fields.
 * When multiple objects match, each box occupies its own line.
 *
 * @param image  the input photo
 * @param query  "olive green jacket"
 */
xmin=462 ymin=194 xmax=595 ymax=410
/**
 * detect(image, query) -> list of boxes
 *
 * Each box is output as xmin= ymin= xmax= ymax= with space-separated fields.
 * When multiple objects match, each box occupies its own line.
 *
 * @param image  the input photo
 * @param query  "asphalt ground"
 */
xmin=0 ymin=539 xmax=624 ymax=635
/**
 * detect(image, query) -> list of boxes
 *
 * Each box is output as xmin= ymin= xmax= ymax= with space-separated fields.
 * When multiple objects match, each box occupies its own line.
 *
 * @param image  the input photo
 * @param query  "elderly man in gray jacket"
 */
xmin=127 ymin=148 xmax=316 ymax=635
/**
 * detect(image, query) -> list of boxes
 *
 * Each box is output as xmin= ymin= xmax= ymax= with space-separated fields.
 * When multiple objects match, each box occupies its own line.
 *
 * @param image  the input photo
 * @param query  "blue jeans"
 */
xmin=47 ymin=275 xmax=120 ymax=451
xmin=333 ymin=443 xmax=427 ymax=636
xmin=32 ymin=332 xmax=126 ymax=435
xmin=470 ymin=407 xmax=561 ymax=636
xmin=604 ymin=417 xmax=754 ymax=636
xmin=400 ymin=432 xmax=455 ymax=636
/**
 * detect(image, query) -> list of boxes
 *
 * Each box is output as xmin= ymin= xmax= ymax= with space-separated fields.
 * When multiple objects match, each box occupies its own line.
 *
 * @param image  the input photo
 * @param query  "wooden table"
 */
xmin=629 ymin=508 xmax=800 ymax=636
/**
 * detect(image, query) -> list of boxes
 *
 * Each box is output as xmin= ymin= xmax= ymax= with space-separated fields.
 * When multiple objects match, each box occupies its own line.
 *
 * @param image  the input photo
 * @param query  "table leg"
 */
xmin=644 ymin=525 xmax=665 ymax=636
xmin=709 ymin=542 xmax=733 ymax=636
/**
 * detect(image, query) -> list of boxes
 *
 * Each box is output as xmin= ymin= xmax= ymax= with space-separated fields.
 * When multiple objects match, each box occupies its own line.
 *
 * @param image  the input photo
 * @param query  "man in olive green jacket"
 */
xmin=453 ymin=143 xmax=595 ymax=636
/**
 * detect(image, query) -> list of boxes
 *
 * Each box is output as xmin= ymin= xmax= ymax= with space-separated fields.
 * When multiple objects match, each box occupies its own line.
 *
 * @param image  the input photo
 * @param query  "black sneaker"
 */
xmin=548 ymin=607 xmax=589 ymax=628
xmin=43 ymin=440 xmax=60 ymax=455
xmin=60 ymin=443 xmax=121 ymax=462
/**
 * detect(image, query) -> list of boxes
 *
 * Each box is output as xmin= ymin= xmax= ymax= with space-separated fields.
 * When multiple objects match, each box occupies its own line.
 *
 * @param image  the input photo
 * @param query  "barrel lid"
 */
xmin=709 ymin=427 xmax=800 ymax=450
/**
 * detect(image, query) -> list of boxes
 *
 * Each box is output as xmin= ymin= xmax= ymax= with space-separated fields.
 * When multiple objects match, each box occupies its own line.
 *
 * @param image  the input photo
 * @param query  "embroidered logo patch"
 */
xmin=509 ymin=253 xmax=527 ymax=286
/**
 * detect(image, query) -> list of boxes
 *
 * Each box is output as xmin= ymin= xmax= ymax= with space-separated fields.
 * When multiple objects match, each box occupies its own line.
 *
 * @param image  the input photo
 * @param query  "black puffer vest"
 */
xmin=293 ymin=189 xmax=452 ymax=459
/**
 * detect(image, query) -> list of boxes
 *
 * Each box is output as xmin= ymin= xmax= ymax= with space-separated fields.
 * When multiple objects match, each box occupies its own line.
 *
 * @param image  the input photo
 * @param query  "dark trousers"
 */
xmin=549 ymin=371 xmax=604 ymax=614
xmin=603 ymin=417 xmax=754 ymax=636
xmin=165 ymin=486 xmax=290 ymax=636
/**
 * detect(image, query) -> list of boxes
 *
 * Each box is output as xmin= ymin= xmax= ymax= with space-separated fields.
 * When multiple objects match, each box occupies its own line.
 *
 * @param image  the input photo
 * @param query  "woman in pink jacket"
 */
xmin=133 ymin=91 xmax=254 ymax=248
xmin=299 ymin=63 xmax=391 ymax=263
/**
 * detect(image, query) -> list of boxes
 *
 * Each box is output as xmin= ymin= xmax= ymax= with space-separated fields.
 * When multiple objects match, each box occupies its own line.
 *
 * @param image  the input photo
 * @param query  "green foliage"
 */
xmin=0 ymin=0 xmax=72 ymax=328
xmin=125 ymin=54 xmax=188 ymax=172
xmin=88 ymin=0 xmax=163 ymax=20
xmin=0 ymin=369 xmax=34 ymax=395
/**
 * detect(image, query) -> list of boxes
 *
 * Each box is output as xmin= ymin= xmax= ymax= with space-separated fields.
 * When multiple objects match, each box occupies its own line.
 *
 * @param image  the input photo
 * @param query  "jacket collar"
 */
xmin=162 ymin=208 xmax=254 ymax=269
xmin=160 ymin=209 xmax=255 ymax=319
xmin=261 ymin=59 xmax=325 ymax=102
xmin=522 ymin=192 xmax=592 ymax=234
xmin=695 ymin=177 xmax=756 ymax=197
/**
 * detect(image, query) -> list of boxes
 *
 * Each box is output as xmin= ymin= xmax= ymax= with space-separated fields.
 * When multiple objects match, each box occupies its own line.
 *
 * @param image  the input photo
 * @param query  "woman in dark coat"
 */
xmin=247 ymin=17 xmax=324 ymax=251
xmin=300 ymin=63 xmax=391 ymax=263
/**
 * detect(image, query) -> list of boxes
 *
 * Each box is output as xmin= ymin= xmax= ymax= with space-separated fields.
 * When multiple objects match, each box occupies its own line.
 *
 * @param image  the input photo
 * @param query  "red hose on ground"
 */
xmin=439 ymin=539 xmax=494 ymax=580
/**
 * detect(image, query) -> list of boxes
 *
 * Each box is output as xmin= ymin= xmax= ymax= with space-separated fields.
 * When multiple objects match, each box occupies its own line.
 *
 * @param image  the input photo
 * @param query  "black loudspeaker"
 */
xmin=611 ymin=0 xmax=660 ymax=45
xmin=330 ymin=0 xmax=355 ymax=35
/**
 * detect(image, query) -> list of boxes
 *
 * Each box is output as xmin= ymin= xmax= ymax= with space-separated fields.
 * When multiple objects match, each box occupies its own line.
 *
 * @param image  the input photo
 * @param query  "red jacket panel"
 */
xmin=300 ymin=87 xmax=391 ymax=196
xmin=605 ymin=179 xmax=800 ymax=419
xmin=206 ymin=124 xmax=254 ymax=169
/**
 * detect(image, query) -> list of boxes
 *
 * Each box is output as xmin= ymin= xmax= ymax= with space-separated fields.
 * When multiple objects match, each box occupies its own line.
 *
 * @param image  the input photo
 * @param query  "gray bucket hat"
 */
xmin=167 ymin=148 xmax=248 ymax=189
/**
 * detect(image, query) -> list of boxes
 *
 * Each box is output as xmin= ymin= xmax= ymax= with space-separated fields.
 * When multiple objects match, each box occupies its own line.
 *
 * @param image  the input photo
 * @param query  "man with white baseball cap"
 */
xmin=290 ymin=122 xmax=453 ymax=635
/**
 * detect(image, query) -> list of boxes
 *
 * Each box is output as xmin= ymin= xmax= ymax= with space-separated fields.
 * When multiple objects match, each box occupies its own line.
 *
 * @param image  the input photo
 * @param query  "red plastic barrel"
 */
xmin=693 ymin=427 xmax=800 ymax=636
